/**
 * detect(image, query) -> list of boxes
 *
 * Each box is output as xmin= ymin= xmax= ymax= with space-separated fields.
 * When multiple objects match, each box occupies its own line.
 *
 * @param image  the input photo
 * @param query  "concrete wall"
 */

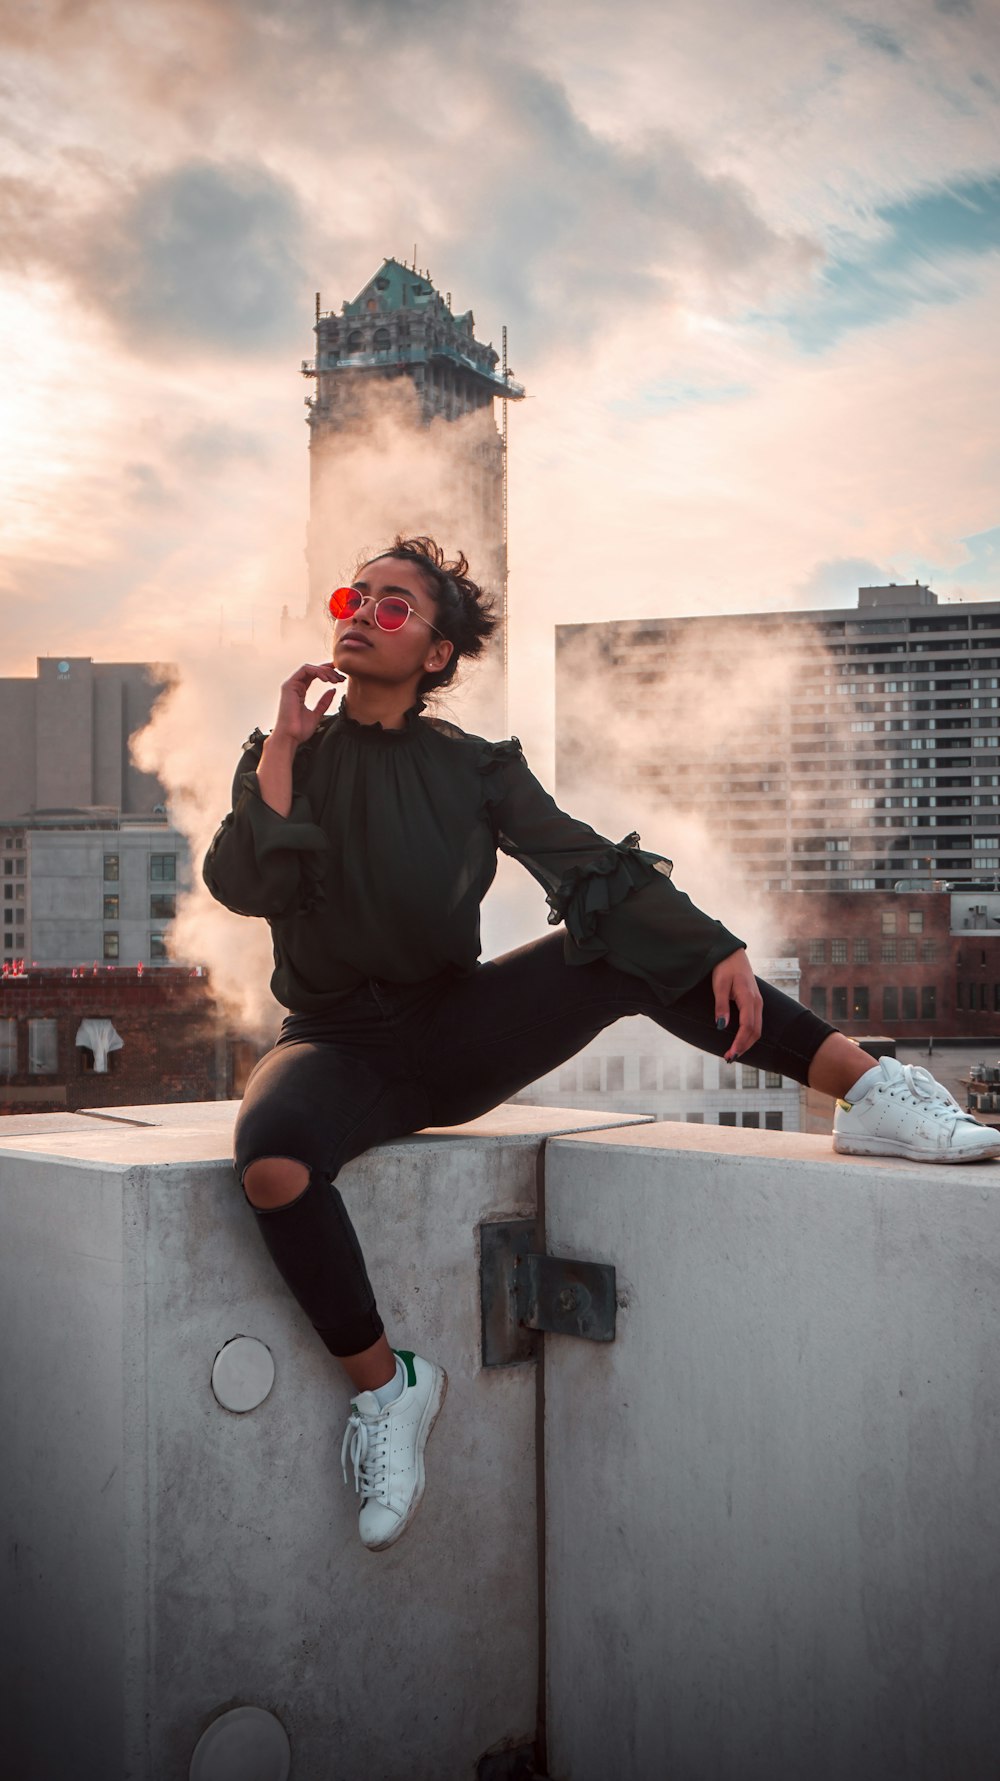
xmin=543 ymin=1122 xmax=1000 ymax=1781
xmin=5 ymin=1106 xmax=999 ymax=1780
xmin=0 ymin=1100 xmax=646 ymax=1781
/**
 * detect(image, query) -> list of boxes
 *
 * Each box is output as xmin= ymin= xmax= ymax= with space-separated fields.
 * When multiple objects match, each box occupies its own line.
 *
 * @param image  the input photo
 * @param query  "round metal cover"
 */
xmin=211 ymin=1336 xmax=275 ymax=1413
xmin=189 ymin=1706 xmax=290 ymax=1781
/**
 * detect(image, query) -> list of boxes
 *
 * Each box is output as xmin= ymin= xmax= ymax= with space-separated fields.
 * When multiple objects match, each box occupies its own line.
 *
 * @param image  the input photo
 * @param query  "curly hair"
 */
xmin=356 ymin=535 xmax=498 ymax=697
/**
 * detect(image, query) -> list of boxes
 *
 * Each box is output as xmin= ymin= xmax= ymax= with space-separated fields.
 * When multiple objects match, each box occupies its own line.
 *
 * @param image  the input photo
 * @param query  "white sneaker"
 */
xmin=833 ymin=1056 xmax=1000 ymax=1164
xmin=340 ymin=1350 xmax=447 ymax=1551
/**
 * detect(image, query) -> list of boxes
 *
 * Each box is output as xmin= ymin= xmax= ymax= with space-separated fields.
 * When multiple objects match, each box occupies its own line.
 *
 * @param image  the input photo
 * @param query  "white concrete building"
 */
xmin=9 ymin=820 xmax=190 ymax=969
xmin=514 ymin=959 xmax=805 ymax=1131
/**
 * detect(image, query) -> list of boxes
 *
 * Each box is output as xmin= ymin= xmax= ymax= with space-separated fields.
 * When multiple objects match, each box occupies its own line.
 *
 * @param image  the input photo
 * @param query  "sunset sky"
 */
xmin=3 ymin=0 xmax=1000 ymax=761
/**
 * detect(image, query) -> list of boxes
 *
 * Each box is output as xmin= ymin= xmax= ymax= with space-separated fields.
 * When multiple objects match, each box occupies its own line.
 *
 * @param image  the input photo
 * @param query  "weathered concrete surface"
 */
xmin=543 ymin=1121 xmax=1000 ymax=1781
xmin=0 ymin=1100 xmax=649 ymax=1781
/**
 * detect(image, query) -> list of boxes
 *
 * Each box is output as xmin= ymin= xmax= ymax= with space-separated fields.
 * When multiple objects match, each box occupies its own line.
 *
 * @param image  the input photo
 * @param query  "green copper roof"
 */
xmin=343 ymin=258 xmax=451 ymax=318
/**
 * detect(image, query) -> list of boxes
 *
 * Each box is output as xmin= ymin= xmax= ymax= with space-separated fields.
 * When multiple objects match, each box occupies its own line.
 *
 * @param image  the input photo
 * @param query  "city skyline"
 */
xmin=2 ymin=0 xmax=999 ymax=772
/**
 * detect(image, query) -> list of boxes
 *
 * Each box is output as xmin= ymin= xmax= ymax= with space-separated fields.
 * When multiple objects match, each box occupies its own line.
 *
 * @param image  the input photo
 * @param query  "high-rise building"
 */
xmin=300 ymin=258 xmax=524 ymax=727
xmin=556 ymin=584 xmax=1000 ymax=894
xmin=0 ymin=657 xmax=187 ymax=968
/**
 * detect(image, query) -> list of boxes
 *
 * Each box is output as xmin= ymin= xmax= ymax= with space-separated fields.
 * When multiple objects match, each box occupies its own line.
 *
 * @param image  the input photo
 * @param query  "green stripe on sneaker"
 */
xmin=393 ymin=1349 xmax=417 ymax=1388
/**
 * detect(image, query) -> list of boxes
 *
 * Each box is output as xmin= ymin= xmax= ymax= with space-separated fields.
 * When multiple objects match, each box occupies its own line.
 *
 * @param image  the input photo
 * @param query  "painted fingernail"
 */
xmin=716 ymin=1017 xmax=727 ymax=1030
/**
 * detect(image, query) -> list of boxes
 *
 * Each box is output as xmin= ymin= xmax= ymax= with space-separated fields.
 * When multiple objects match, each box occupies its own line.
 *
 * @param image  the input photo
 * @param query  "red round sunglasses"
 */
xmin=329 ymin=585 xmax=444 ymax=636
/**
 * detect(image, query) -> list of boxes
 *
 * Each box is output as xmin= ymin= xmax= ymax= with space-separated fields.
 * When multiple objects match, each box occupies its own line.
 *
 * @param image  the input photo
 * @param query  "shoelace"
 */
xmin=889 ymin=1064 xmax=974 ymax=1124
xmin=341 ymin=1407 xmax=389 ymax=1502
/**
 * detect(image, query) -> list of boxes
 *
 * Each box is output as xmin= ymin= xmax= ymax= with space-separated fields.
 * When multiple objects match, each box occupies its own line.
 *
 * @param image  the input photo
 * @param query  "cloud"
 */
xmin=87 ymin=159 xmax=307 ymax=352
xmin=0 ymin=158 xmax=306 ymax=354
xmin=796 ymin=557 xmax=894 ymax=608
xmin=847 ymin=17 xmax=906 ymax=59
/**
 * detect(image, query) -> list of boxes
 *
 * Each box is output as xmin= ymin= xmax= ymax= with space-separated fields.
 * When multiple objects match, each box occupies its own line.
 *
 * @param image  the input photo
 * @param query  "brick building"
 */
xmin=769 ymin=888 xmax=1000 ymax=1041
xmin=0 ymin=966 xmax=261 ymax=1116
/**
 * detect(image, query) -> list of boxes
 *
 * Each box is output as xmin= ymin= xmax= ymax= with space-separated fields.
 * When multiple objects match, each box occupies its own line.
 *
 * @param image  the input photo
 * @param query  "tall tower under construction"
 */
xmin=300 ymin=257 xmax=524 ymax=727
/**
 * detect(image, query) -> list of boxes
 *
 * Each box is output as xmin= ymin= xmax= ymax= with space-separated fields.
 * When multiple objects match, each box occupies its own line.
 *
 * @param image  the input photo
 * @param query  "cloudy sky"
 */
xmin=3 ymin=0 xmax=1000 ymax=761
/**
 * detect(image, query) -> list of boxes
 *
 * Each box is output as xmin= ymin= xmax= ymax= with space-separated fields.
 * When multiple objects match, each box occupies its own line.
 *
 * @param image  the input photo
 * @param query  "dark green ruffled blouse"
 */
xmin=202 ymin=705 xmax=746 ymax=1014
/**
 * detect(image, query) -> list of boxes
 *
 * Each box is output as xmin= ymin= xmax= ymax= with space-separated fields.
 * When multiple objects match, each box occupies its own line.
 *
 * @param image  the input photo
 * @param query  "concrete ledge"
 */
xmin=542 ymin=1121 xmax=1000 ymax=1781
xmin=0 ymin=1101 xmax=649 ymax=1781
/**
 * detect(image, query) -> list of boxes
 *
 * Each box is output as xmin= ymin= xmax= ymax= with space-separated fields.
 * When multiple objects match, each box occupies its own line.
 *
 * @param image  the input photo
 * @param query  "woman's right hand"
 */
xmin=271 ymin=663 xmax=345 ymax=748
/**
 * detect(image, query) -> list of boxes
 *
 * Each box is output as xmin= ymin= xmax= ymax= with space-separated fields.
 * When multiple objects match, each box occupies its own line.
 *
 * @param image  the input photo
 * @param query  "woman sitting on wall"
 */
xmin=203 ymin=536 xmax=999 ymax=1553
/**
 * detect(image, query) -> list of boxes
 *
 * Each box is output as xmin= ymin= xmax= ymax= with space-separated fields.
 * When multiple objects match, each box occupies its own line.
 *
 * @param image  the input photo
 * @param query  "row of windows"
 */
xmin=555 ymin=1058 xmax=787 ymax=1092
xmin=955 ymin=983 xmax=1000 ymax=1011
xmin=0 ymin=1017 xmax=129 ymax=1076
xmin=690 ymin=1112 xmax=784 ymax=1130
xmin=102 ymin=895 xmax=175 ymax=920
xmin=103 ymin=854 xmax=176 ymax=883
xmin=801 ymin=930 xmax=935 ymax=964
xmin=3 ymin=853 xmax=178 ymax=883
xmin=812 ymin=939 xmax=930 ymax=963
xmin=1 ymin=1018 xmax=57 ymax=1075
xmin=810 ymin=986 xmax=937 ymax=1020
xmin=102 ymin=933 xmax=168 ymax=960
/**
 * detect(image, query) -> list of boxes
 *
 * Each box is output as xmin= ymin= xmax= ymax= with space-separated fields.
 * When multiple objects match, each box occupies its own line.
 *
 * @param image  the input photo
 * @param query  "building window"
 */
xmin=810 ymin=986 xmax=827 ymax=1018
xmin=558 ymin=1064 xmax=577 ymax=1090
xmin=908 ymin=910 xmax=924 ymax=934
xmin=742 ymin=1112 xmax=760 ymax=1128
xmin=149 ymin=893 xmax=176 ymax=921
xmin=881 ymin=940 xmax=897 ymax=962
xmin=853 ymin=987 xmax=870 ymax=1020
xmin=854 ymin=937 xmax=869 ymax=963
xmin=765 ymin=1112 xmax=784 ymax=1132
xmin=104 ymin=854 xmax=119 ymax=882
xmin=661 ymin=1059 xmax=680 ymax=1089
xmin=581 ymin=1058 xmax=602 ymax=1093
xmin=922 ymin=940 xmax=937 ymax=962
xmin=150 ymin=854 xmax=176 ymax=882
xmin=104 ymin=932 xmax=119 ymax=960
xmin=901 ymin=939 xmax=917 ymax=962
xmin=881 ymin=911 xmax=897 ymax=935
xmin=883 ymin=986 xmax=899 ymax=1021
xmin=902 ymin=986 xmax=918 ymax=1020
xmin=685 ymin=1112 xmax=704 ymax=1124
xmin=719 ymin=1061 xmax=737 ymax=1090
xmin=765 ymin=1071 xmax=783 ymax=1088
xmin=922 ymin=986 xmax=937 ymax=1020
xmin=0 ymin=1018 xmax=16 ymax=1074
xmin=831 ymin=939 xmax=848 ymax=963
xmin=28 ymin=1019 xmax=57 ymax=1074
xmin=606 ymin=1056 xmax=625 ymax=1093
xmin=686 ymin=1056 xmax=704 ymax=1090
xmin=150 ymin=932 xmax=167 ymax=960
xmin=103 ymin=894 xmax=119 ymax=920
xmin=809 ymin=940 xmax=825 ymax=964
xmin=831 ymin=987 xmax=848 ymax=1020
xmin=741 ymin=1064 xmax=759 ymax=1088
xmin=718 ymin=1111 xmax=737 ymax=1126
xmin=638 ymin=1057 xmax=658 ymax=1091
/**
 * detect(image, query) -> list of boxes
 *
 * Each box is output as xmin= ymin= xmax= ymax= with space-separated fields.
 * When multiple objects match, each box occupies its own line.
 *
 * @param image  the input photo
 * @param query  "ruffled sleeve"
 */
xmin=483 ymin=739 xmax=746 ymax=1007
xmin=202 ymin=728 xmax=330 ymax=920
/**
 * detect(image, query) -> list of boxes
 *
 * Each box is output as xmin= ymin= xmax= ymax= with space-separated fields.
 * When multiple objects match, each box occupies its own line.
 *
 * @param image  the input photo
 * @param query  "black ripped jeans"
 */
xmin=233 ymin=933 xmax=837 ymax=1357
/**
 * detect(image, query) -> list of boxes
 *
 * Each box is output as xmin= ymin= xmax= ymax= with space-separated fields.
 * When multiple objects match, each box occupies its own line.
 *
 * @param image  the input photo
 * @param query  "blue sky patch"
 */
xmin=927 ymin=523 xmax=1000 ymax=593
xmin=770 ymin=172 xmax=1000 ymax=352
xmin=609 ymin=379 xmax=751 ymax=420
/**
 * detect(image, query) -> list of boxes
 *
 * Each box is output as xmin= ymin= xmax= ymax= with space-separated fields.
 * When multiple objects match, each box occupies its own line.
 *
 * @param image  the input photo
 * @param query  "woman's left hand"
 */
xmin=712 ymin=949 xmax=763 ymax=1063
